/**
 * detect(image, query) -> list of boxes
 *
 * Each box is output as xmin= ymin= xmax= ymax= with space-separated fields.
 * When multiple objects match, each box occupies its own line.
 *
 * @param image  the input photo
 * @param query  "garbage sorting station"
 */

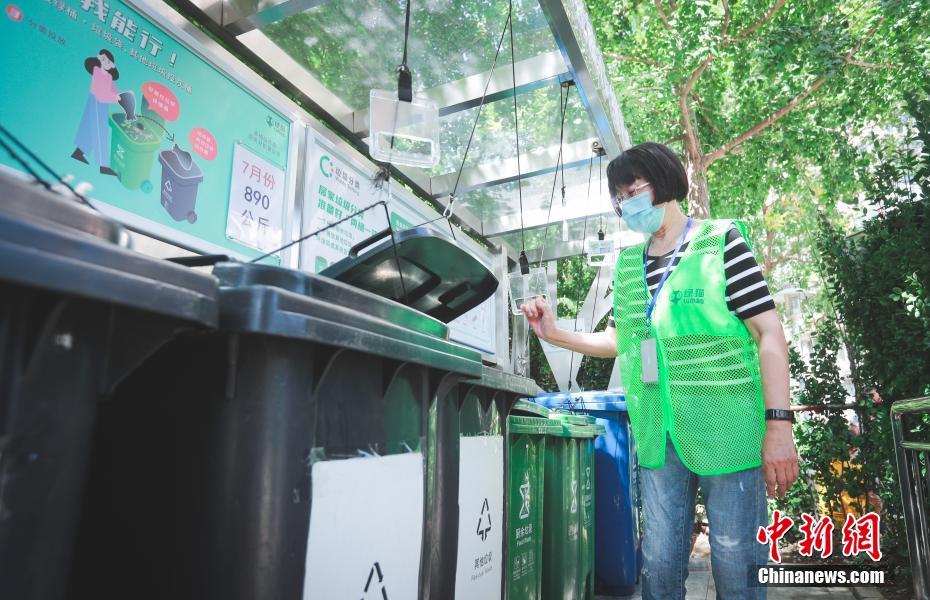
xmin=0 ymin=0 xmax=645 ymax=598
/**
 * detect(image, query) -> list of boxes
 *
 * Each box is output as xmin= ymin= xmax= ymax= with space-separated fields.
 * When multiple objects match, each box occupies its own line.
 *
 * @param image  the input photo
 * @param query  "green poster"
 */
xmin=0 ymin=0 xmax=292 ymax=262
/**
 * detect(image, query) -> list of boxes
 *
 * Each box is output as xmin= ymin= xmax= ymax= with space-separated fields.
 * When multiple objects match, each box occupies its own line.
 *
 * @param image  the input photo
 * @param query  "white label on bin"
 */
xmin=455 ymin=435 xmax=504 ymax=600
xmin=303 ymin=453 xmax=423 ymax=600
xmin=226 ymin=143 xmax=286 ymax=254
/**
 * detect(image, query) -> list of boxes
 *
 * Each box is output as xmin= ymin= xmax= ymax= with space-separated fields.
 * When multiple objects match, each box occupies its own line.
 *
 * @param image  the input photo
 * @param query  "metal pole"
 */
xmin=892 ymin=407 xmax=930 ymax=599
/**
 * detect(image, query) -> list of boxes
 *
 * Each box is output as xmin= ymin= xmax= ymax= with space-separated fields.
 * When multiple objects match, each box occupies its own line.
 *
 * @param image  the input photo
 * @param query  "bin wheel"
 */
xmin=187 ymin=211 xmax=197 ymax=224
xmin=141 ymin=180 xmax=153 ymax=194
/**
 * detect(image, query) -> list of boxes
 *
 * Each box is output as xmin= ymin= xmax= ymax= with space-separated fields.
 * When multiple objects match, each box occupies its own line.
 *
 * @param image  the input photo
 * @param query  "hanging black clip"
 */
xmin=397 ymin=64 xmax=413 ymax=103
xmin=518 ymin=250 xmax=530 ymax=275
xmin=598 ymin=229 xmax=605 ymax=241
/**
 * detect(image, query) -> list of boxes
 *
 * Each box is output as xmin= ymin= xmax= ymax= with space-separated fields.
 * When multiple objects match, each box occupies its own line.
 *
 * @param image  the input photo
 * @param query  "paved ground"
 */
xmin=595 ymin=533 xmax=885 ymax=600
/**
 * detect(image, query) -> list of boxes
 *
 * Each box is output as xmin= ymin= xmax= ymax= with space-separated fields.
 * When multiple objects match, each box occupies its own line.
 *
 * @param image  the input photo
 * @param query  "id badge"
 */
xmin=640 ymin=337 xmax=659 ymax=383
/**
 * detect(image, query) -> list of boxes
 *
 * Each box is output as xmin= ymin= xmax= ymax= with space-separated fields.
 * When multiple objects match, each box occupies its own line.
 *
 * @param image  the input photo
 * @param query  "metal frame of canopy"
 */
xmin=172 ymin=0 xmax=632 ymax=261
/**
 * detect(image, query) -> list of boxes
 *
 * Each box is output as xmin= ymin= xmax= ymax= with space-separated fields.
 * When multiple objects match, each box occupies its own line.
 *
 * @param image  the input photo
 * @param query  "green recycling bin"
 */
xmin=542 ymin=413 xmax=603 ymax=600
xmin=541 ymin=419 xmax=587 ymax=600
xmin=507 ymin=401 xmax=560 ymax=600
xmin=578 ymin=424 xmax=605 ymax=600
xmin=109 ymin=113 xmax=161 ymax=191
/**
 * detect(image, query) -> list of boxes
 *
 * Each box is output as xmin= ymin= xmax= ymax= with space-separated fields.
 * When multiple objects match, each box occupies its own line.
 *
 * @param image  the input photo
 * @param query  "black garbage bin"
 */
xmin=423 ymin=365 xmax=539 ymax=600
xmin=68 ymin=261 xmax=483 ymax=600
xmin=0 ymin=173 xmax=218 ymax=600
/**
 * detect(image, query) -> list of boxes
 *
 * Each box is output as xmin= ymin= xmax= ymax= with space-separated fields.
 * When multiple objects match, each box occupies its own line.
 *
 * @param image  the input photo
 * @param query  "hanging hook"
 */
xmin=518 ymin=250 xmax=530 ymax=275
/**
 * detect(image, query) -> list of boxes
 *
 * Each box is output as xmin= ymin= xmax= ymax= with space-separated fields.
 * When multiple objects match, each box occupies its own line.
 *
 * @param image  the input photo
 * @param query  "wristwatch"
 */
xmin=764 ymin=409 xmax=795 ymax=422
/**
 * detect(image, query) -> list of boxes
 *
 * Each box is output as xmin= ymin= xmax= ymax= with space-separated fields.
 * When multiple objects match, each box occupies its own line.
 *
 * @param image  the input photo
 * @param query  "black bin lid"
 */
xmin=321 ymin=227 xmax=498 ymax=323
xmin=0 ymin=171 xmax=128 ymax=245
xmin=212 ymin=261 xmax=449 ymax=341
xmin=0 ymin=171 xmax=217 ymax=327
xmin=211 ymin=261 xmax=483 ymax=375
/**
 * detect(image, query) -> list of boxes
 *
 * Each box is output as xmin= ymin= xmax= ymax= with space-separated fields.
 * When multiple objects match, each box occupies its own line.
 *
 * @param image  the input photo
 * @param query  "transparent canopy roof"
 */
xmin=261 ymin=0 xmax=560 ymax=112
xmin=193 ymin=0 xmax=631 ymax=260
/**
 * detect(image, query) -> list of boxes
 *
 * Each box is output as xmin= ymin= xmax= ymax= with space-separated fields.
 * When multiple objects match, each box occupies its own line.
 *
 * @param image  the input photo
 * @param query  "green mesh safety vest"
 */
xmin=613 ymin=219 xmax=765 ymax=475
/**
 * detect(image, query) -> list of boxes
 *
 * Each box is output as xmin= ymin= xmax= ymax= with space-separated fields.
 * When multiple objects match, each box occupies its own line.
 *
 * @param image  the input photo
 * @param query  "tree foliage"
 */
xmin=771 ymin=91 xmax=930 ymax=585
xmin=817 ymin=92 xmax=930 ymax=402
xmin=587 ymin=0 xmax=930 ymax=220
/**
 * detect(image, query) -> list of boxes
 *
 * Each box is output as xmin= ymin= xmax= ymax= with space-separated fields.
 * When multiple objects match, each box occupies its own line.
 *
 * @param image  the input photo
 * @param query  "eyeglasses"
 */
xmin=611 ymin=181 xmax=651 ymax=217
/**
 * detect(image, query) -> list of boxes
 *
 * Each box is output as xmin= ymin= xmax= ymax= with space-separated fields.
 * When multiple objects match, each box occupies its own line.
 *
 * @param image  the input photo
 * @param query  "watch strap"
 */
xmin=765 ymin=408 xmax=795 ymax=422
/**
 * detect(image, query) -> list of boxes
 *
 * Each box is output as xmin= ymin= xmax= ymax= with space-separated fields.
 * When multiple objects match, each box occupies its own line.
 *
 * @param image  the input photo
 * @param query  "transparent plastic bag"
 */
xmin=508 ymin=267 xmax=548 ymax=314
xmin=586 ymin=238 xmax=616 ymax=268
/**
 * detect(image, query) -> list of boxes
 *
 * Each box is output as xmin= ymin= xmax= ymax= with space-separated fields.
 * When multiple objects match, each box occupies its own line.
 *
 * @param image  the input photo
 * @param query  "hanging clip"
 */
xmin=592 ymin=140 xmax=606 ymax=156
xmin=598 ymin=228 xmax=605 ymax=241
xmin=518 ymin=250 xmax=530 ymax=275
xmin=372 ymin=166 xmax=390 ymax=190
xmin=443 ymin=194 xmax=455 ymax=219
xmin=397 ymin=64 xmax=413 ymax=103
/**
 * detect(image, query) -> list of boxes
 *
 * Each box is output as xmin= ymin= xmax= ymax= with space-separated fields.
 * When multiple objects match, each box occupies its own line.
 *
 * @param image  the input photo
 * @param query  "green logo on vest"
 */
xmin=670 ymin=288 xmax=705 ymax=305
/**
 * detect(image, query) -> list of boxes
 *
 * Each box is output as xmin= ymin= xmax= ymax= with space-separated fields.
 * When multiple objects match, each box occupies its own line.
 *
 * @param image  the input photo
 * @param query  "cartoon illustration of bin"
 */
xmin=109 ymin=111 xmax=162 ymax=192
xmin=159 ymin=144 xmax=203 ymax=224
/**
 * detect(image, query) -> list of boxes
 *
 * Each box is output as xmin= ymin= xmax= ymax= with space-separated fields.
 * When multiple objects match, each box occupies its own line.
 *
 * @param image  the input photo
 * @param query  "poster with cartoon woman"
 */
xmin=71 ymin=49 xmax=122 ymax=176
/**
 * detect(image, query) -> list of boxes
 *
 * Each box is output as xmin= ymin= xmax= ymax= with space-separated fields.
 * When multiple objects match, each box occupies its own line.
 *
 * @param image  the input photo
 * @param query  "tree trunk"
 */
xmin=683 ymin=153 xmax=710 ymax=218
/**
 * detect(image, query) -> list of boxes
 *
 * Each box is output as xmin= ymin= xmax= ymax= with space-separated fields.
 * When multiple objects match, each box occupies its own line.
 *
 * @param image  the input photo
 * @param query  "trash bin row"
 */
xmin=1 ymin=174 xmax=626 ymax=600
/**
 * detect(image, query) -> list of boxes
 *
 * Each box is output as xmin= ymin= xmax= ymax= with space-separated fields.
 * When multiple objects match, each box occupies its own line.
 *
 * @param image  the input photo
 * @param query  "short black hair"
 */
xmin=606 ymin=142 xmax=689 ymax=204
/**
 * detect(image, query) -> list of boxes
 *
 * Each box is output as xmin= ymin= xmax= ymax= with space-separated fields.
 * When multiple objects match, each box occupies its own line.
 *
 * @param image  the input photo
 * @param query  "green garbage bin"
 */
xmin=578 ymin=424 xmax=605 ymax=600
xmin=507 ymin=401 xmax=560 ymax=600
xmin=549 ymin=413 xmax=598 ymax=600
xmin=109 ymin=112 xmax=161 ymax=191
xmin=541 ymin=419 xmax=588 ymax=600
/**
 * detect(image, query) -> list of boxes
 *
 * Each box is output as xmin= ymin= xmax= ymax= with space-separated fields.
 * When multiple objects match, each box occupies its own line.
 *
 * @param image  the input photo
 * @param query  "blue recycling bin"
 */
xmin=534 ymin=391 xmax=640 ymax=597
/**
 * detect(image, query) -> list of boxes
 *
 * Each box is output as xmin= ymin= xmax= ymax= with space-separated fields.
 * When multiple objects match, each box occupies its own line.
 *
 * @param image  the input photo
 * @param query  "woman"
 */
xmin=520 ymin=142 xmax=799 ymax=599
xmin=72 ymin=49 xmax=121 ymax=176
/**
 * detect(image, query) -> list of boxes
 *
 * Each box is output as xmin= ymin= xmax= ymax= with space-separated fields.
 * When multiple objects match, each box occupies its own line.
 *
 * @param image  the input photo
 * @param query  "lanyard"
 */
xmin=643 ymin=217 xmax=692 ymax=328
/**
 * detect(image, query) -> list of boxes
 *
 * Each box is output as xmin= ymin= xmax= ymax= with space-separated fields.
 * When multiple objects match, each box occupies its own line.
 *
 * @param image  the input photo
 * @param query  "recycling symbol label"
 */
xmin=361 ymin=561 xmax=389 ymax=600
xmin=570 ymin=479 xmax=578 ymax=513
xmin=165 ymin=179 xmax=173 ymax=193
xmin=518 ymin=472 xmax=531 ymax=520
xmin=476 ymin=497 xmax=493 ymax=541
xmin=586 ymin=467 xmax=592 ymax=491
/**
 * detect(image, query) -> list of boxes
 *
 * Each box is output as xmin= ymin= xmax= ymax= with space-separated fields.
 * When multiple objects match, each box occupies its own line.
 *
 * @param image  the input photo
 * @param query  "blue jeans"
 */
xmin=640 ymin=436 xmax=768 ymax=599
xmin=74 ymin=95 xmax=111 ymax=167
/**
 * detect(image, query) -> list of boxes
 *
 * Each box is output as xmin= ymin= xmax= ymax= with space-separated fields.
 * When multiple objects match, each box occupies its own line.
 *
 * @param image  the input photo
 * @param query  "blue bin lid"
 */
xmin=534 ymin=390 xmax=627 ymax=412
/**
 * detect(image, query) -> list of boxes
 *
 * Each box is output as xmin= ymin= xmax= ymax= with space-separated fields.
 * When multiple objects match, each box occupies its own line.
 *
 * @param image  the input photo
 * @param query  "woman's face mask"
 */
xmin=620 ymin=190 xmax=665 ymax=234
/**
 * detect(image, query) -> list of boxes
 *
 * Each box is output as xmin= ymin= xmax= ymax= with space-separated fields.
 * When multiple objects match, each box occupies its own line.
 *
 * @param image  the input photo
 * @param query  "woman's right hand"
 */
xmin=519 ymin=297 xmax=558 ymax=341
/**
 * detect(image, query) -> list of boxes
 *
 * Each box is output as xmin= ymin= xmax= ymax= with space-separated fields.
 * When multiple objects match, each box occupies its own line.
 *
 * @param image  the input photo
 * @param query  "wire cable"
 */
xmin=408 ymin=8 xmax=512 ymax=240
xmin=509 ymin=0 xmax=526 ymax=251
xmin=537 ymin=85 xmax=570 ymax=267
xmin=566 ymin=152 xmax=596 ymax=391
xmin=0 ymin=123 xmax=97 ymax=209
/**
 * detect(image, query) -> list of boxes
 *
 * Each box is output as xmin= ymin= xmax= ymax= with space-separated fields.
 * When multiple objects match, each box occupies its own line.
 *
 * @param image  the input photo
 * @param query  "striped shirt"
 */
xmin=608 ymin=225 xmax=775 ymax=328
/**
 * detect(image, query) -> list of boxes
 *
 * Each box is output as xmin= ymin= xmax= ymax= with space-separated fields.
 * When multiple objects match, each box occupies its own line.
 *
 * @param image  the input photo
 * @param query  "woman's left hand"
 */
xmin=762 ymin=421 xmax=799 ymax=498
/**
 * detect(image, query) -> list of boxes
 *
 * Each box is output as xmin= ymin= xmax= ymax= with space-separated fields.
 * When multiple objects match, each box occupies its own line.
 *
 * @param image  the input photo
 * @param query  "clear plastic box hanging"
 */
xmin=369 ymin=89 xmax=440 ymax=168
xmin=508 ymin=267 xmax=549 ymax=315
xmin=586 ymin=238 xmax=617 ymax=268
